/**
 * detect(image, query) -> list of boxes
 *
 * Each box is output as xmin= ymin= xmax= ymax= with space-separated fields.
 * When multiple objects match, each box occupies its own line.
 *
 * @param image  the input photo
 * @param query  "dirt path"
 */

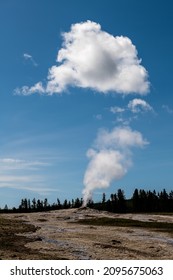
xmin=1 ymin=208 xmax=173 ymax=259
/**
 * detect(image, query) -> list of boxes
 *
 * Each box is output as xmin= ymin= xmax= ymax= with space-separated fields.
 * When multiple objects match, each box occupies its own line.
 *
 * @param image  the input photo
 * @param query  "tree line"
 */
xmin=0 ymin=188 xmax=173 ymax=213
xmin=1 ymin=197 xmax=83 ymax=213
xmin=93 ymin=188 xmax=173 ymax=213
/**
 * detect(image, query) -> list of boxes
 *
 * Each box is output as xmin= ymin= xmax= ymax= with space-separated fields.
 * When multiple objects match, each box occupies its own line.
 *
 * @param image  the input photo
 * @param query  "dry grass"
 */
xmin=0 ymin=215 xmax=66 ymax=259
xmin=76 ymin=216 xmax=173 ymax=234
xmin=1 ymin=208 xmax=173 ymax=260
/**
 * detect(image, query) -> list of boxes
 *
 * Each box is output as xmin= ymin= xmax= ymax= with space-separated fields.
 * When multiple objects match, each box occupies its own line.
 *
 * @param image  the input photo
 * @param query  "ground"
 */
xmin=0 ymin=208 xmax=173 ymax=260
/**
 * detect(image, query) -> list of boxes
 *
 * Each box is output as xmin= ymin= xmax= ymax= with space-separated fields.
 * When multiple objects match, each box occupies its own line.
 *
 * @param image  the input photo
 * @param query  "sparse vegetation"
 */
xmin=0 ymin=216 xmax=68 ymax=260
xmin=76 ymin=217 xmax=173 ymax=234
xmin=1 ymin=208 xmax=173 ymax=260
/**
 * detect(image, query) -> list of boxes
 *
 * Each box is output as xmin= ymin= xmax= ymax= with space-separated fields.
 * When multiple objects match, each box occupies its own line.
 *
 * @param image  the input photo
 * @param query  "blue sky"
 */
xmin=0 ymin=0 xmax=173 ymax=208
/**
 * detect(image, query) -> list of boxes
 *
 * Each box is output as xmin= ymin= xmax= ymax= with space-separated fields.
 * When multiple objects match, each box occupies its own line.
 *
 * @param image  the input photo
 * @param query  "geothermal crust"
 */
xmin=1 ymin=208 xmax=173 ymax=260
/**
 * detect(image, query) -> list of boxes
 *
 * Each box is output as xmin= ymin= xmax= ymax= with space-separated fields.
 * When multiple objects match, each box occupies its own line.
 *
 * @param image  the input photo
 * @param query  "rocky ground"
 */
xmin=0 ymin=208 xmax=173 ymax=259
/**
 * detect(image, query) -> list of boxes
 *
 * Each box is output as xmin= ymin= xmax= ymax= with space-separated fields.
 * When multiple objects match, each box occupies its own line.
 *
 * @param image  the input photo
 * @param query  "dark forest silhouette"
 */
xmin=1 ymin=188 xmax=173 ymax=213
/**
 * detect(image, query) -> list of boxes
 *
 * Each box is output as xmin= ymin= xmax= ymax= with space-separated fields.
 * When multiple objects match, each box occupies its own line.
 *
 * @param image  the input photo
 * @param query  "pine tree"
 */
xmin=117 ymin=188 xmax=126 ymax=212
xmin=132 ymin=188 xmax=140 ymax=212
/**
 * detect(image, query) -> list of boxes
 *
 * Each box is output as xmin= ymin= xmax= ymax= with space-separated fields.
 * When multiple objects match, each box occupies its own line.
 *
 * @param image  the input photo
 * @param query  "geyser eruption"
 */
xmin=82 ymin=126 xmax=148 ymax=206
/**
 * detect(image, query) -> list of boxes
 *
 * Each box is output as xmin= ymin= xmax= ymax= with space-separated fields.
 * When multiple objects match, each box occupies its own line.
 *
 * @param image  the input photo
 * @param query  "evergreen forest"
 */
xmin=1 ymin=188 xmax=173 ymax=214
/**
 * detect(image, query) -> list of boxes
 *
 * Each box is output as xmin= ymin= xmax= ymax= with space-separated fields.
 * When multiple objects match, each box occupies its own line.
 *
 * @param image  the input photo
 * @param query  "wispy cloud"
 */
xmin=114 ymin=116 xmax=135 ymax=126
xmin=109 ymin=99 xmax=153 ymax=127
xmin=110 ymin=99 xmax=153 ymax=115
xmin=0 ymin=157 xmax=50 ymax=171
xmin=0 ymin=174 xmax=45 ymax=192
xmin=110 ymin=106 xmax=125 ymax=114
xmin=0 ymin=179 xmax=56 ymax=195
xmin=128 ymin=98 xmax=153 ymax=113
xmin=0 ymin=157 xmax=53 ymax=194
xmin=23 ymin=53 xmax=38 ymax=67
xmin=15 ymin=20 xmax=149 ymax=96
xmin=0 ymin=175 xmax=36 ymax=183
xmin=162 ymin=104 xmax=173 ymax=114
xmin=14 ymin=82 xmax=45 ymax=96
xmin=94 ymin=114 xmax=102 ymax=120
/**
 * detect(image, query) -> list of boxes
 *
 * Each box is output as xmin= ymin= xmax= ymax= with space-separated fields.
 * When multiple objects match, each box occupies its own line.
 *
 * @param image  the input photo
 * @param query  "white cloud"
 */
xmin=162 ymin=104 xmax=173 ymax=114
xmin=0 ymin=157 xmax=50 ymax=171
xmin=0 ymin=158 xmax=24 ymax=164
xmin=14 ymin=82 xmax=45 ymax=96
xmin=16 ymin=21 xmax=149 ymax=95
xmin=95 ymin=114 xmax=102 ymax=120
xmin=110 ymin=106 xmax=125 ymax=114
xmin=0 ymin=175 xmax=34 ymax=183
xmin=0 ymin=177 xmax=55 ymax=194
xmin=23 ymin=53 xmax=38 ymax=67
xmin=82 ymin=126 xmax=148 ymax=205
xmin=0 ymin=157 xmax=54 ymax=194
xmin=0 ymin=173 xmax=45 ymax=189
xmin=23 ymin=53 xmax=32 ymax=59
xmin=128 ymin=98 xmax=153 ymax=113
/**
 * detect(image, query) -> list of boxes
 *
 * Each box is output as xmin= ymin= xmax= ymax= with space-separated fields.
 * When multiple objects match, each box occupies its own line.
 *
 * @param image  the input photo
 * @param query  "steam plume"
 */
xmin=82 ymin=126 xmax=148 ymax=206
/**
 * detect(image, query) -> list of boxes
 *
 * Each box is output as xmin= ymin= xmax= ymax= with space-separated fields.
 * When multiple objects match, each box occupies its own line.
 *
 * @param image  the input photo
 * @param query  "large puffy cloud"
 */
xmin=82 ymin=126 xmax=148 ymax=206
xmin=16 ymin=21 xmax=149 ymax=95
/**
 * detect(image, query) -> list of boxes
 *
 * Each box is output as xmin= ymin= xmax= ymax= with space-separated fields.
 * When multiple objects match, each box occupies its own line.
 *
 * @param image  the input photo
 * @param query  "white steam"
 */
xmin=82 ymin=126 xmax=148 ymax=206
